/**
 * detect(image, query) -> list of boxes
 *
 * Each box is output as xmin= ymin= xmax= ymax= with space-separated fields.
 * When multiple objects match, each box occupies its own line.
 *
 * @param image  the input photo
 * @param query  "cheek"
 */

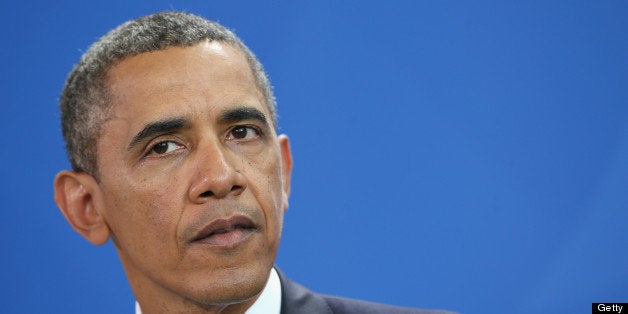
xmin=247 ymin=154 xmax=285 ymax=230
xmin=101 ymin=173 xmax=185 ymax=249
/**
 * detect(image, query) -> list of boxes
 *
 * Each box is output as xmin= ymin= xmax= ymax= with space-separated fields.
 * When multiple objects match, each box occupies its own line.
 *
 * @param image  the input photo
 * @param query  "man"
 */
xmin=54 ymin=11 xmax=454 ymax=314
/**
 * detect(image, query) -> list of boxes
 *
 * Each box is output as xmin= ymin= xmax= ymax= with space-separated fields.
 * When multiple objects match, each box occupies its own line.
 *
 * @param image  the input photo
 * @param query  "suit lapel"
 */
xmin=276 ymin=268 xmax=333 ymax=314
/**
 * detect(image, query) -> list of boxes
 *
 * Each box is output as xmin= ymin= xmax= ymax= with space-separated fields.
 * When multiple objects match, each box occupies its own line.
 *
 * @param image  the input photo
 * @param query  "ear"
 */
xmin=54 ymin=170 xmax=110 ymax=245
xmin=277 ymin=135 xmax=293 ymax=212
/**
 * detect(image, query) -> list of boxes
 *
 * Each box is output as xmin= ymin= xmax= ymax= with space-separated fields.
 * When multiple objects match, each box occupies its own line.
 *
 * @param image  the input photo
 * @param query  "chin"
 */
xmin=190 ymin=261 xmax=272 ymax=306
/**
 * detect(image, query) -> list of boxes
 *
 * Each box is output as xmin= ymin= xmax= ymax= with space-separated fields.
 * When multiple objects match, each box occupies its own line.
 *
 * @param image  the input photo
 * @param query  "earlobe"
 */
xmin=278 ymin=135 xmax=293 ymax=212
xmin=54 ymin=170 xmax=111 ymax=245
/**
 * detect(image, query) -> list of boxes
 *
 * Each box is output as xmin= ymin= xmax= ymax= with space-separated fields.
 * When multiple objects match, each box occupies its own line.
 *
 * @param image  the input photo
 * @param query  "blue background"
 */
xmin=1 ymin=1 xmax=626 ymax=313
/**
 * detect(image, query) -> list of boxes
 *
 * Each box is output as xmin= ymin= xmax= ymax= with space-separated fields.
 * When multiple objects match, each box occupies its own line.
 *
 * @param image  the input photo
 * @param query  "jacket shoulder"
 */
xmin=277 ymin=268 xmax=456 ymax=314
xmin=322 ymin=295 xmax=457 ymax=314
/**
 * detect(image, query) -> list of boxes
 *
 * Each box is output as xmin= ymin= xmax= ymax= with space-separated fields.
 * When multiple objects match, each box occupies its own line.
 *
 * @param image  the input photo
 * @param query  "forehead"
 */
xmin=104 ymin=41 xmax=267 ymax=125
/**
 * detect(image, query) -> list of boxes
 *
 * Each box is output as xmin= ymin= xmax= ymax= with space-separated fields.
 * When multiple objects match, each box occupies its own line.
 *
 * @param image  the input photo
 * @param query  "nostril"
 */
xmin=231 ymin=185 xmax=243 ymax=192
xmin=199 ymin=191 xmax=214 ymax=198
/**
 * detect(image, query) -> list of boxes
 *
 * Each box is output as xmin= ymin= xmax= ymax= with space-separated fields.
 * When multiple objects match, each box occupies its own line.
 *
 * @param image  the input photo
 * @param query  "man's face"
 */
xmin=92 ymin=42 xmax=292 ymax=308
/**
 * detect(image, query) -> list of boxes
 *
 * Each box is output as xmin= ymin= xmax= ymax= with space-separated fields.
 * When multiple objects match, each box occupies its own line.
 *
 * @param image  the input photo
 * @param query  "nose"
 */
xmin=188 ymin=139 xmax=247 ymax=202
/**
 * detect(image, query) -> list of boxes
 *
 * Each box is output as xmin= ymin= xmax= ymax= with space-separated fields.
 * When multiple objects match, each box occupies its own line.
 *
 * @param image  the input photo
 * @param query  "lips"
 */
xmin=191 ymin=215 xmax=258 ymax=248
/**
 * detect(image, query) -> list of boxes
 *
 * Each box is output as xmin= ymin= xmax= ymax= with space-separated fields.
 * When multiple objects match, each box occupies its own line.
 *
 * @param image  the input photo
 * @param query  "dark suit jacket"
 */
xmin=277 ymin=269 xmax=457 ymax=314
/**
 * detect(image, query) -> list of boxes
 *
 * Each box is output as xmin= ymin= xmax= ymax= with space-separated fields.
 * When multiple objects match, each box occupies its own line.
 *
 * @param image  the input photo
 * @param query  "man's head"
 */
xmin=54 ymin=12 xmax=292 ymax=313
xmin=60 ymin=11 xmax=277 ymax=178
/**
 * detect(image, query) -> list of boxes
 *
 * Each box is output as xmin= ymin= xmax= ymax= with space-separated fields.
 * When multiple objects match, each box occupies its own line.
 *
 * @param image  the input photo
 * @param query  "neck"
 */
xmin=138 ymin=299 xmax=257 ymax=314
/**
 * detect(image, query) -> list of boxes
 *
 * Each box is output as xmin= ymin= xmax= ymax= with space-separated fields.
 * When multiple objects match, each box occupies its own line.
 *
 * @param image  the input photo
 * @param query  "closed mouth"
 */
xmin=191 ymin=215 xmax=258 ymax=247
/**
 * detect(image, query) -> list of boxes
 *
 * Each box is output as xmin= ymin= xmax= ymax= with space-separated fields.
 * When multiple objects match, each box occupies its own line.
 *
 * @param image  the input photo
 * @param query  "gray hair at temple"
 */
xmin=60 ymin=11 xmax=276 ymax=178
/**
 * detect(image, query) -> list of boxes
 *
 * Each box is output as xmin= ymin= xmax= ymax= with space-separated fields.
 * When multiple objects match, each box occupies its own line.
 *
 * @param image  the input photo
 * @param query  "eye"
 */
xmin=228 ymin=126 xmax=260 ymax=140
xmin=148 ymin=141 xmax=182 ymax=155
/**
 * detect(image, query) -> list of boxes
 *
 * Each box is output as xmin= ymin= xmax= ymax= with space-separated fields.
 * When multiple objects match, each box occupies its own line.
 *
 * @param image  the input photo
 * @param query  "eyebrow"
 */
xmin=128 ymin=117 xmax=189 ymax=150
xmin=126 ymin=107 xmax=269 ymax=151
xmin=218 ymin=107 xmax=269 ymax=127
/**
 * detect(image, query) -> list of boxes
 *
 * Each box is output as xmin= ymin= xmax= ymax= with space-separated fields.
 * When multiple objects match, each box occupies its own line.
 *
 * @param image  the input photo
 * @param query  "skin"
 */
xmin=54 ymin=42 xmax=293 ymax=313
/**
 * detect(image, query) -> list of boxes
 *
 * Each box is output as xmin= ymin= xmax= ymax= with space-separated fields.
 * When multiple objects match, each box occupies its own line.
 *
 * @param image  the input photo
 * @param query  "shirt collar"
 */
xmin=245 ymin=267 xmax=282 ymax=314
xmin=135 ymin=267 xmax=282 ymax=314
